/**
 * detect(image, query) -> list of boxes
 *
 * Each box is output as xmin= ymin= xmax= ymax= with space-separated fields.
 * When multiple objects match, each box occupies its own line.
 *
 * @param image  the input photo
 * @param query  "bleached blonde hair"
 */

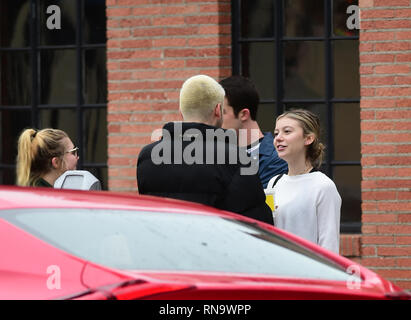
xmin=179 ymin=75 xmax=225 ymax=122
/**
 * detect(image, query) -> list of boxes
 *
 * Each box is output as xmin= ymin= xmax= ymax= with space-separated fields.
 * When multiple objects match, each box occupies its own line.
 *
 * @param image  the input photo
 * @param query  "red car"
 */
xmin=0 ymin=186 xmax=409 ymax=300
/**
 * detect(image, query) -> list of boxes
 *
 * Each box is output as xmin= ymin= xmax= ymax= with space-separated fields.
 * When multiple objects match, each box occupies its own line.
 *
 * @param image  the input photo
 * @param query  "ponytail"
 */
xmin=16 ymin=128 xmax=68 ymax=186
xmin=16 ymin=129 xmax=38 ymax=186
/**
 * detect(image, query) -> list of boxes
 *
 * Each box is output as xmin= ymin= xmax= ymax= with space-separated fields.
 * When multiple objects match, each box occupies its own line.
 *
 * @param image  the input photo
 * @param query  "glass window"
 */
xmin=84 ymin=0 xmax=107 ymax=44
xmin=0 ymin=0 xmax=31 ymax=48
xmin=85 ymin=49 xmax=107 ymax=104
xmin=39 ymin=0 xmax=76 ymax=46
xmin=83 ymin=108 xmax=107 ymax=164
xmin=284 ymin=0 xmax=324 ymax=37
xmin=333 ymin=40 xmax=360 ymax=99
xmin=284 ymin=41 xmax=325 ymax=99
xmin=40 ymin=50 xmax=77 ymax=105
xmin=0 ymin=51 xmax=32 ymax=106
xmin=334 ymin=103 xmax=360 ymax=162
xmin=241 ymin=0 xmax=274 ymax=38
xmin=0 ymin=109 xmax=32 ymax=165
xmin=333 ymin=165 xmax=362 ymax=230
xmin=241 ymin=42 xmax=276 ymax=100
xmin=38 ymin=108 xmax=77 ymax=142
xmin=256 ymin=103 xmax=276 ymax=133
xmin=5 ymin=208 xmax=355 ymax=282
xmin=333 ymin=0 xmax=359 ymax=37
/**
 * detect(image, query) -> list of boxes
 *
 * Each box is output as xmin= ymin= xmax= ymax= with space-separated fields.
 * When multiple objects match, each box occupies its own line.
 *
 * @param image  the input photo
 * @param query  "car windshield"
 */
xmin=3 ymin=208 xmax=354 ymax=282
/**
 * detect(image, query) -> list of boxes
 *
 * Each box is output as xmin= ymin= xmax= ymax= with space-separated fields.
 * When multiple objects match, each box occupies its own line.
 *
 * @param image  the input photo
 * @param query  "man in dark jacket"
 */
xmin=137 ymin=74 xmax=273 ymax=225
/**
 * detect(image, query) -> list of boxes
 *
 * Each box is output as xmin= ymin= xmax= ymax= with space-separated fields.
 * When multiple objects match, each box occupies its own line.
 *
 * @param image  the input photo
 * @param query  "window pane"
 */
xmin=85 ymin=49 xmax=107 ymax=104
xmin=333 ymin=165 xmax=362 ymax=228
xmin=334 ymin=103 xmax=360 ymax=161
xmin=284 ymin=103 xmax=327 ymax=162
xmin=241 ymin=42 xmax=276 ymax=100
xmin=83 ymin=108 xmax=107 ymax=164
xmin=333 ymin=0 xmax=359 ymax=37
xmin=0 ymin=168 xmax=16 ymax=185
xmin=0 ymin=109 xmax=32 ymax=165
xmin=284 ymin=41 xmax=325 ymax=99
xmin=86 ymin=167 xmax=108 ymax=191
xmin=241 ymin=0 xmax=274 ymax=38
xmin=333 ymin=40 xmax=360 ymax=99
xmin=39 ymin=0 xmax=76 ymax=46
xmin=38 ymin=108 xmax=77 ymax=144
xmin=40 ymin=50 xmax=76 ymax=104
xmin=84 ymin=0 xmax=107 ymax=44
xmin=0 ymin=51 xmax=31 ymax=106
xmin=256 ymin=103 xmax=276 ymax=133
xmin=284 ymin=0 xmax=324 ymax=37
xmin=0 ymin=0 xmax=31 ymax=48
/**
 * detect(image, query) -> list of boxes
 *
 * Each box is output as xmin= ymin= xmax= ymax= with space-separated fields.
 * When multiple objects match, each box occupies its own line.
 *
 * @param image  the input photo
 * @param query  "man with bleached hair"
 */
xmin=137 ymin=74 xmax=273 ymax=225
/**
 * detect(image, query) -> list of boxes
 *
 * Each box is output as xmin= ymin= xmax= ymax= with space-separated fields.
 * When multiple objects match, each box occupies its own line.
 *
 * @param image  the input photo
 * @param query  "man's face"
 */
xmin=222 ymin=97 xmax=242 ymax=132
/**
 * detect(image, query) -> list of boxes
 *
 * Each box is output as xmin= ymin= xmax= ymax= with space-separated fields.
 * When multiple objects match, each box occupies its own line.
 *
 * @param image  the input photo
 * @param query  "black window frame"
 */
xmin=0 ymin=0 xmax=107 ymax=189
xmin=231 ymin=0 xmax=361 ymax=233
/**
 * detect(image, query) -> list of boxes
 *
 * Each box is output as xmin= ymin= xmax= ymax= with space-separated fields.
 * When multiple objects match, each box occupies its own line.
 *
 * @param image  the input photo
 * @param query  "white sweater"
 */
xmin=265 ymin=171 xmax=341 ymax=254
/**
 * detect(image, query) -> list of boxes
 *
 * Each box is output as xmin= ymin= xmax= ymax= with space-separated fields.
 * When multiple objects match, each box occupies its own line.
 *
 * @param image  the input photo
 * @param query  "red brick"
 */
xmin=377 ymin=224 xmax=411 ymax=234
xmin=378 ymin=247 xmax=411 ymax=256
xmin=360 ymin=9 xmax=395 ymax=19
xmin=374 ymin=64 xmax=410 ymax=74
xmin=362 ymin=192 xmax=397 ymax=201
xmin=397 ymin=258 xmax=411 ymax=267
xmin=376 ymin=110 xmax=411 ymax=119
xmin=362 ymin=235 xmax=395 ymax=244
xmin=362 ymin=246 xmax=377 ymax=256
xmin=377 ymin=202 xmax=411 ymax=212
xmin=359 ymin=257 xmax=397 ymax=267
xmin=376 ymin=269 xmax=411 ymax=279
xmin=376 ymin=133 xmax=411 ymax=143
xmin=398 ymin=213 xmax=411 ymax=222
xmin=361 ymin=75 xmax=395 ymax=85
xmin=374 ymin=0 xmax=410 ymax=6
xmin=397 ymin=236 xmax=411 ymax=245
xmin=361 ymin=31 xmax=395 ymax=41
xmin=361 ymin=145 xmax=397 ymax=154
xmin=361 ymin=121 xmax=395 ymax=131
xmin=361 ymin=98 xmax=397 ymax=108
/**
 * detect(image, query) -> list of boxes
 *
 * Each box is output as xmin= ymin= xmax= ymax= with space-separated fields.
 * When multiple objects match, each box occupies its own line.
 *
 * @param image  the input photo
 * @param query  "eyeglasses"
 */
xmin=65 ymin=147 xmax=79 ymax=157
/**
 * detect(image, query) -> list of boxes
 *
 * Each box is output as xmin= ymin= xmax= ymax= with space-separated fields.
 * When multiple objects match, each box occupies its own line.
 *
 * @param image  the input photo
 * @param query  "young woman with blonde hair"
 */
xmin=266 ymin=109 xmax=341 ymax=254
xmin=16 ymin=128 xmax=79 ymax=187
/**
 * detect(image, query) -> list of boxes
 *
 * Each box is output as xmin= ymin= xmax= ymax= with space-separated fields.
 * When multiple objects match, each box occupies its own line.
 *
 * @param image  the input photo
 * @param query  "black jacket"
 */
xmin=137 ymin=122 xmax=273 ymax=225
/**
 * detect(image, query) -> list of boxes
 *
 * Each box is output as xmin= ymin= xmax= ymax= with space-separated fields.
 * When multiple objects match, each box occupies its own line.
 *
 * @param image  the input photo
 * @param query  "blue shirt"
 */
xmin=247 ymin=132 xmax=288 ymax=188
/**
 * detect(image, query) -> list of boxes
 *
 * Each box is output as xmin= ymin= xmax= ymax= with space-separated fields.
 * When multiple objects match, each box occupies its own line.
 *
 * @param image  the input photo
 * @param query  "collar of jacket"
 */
xmin=162 ymin=122 xmax=234 ymax=139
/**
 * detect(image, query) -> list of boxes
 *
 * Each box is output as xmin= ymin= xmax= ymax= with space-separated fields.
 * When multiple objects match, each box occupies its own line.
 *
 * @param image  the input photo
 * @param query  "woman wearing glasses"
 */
xmin=16 ymin=128 xmax=79 ymax=187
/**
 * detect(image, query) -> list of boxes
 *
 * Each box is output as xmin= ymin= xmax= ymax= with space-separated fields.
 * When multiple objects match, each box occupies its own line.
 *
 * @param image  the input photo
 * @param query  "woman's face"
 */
xmin=274 ymin=116 xmax=312 ymax=163
xmin=61 ymin=137 xmax=78 ymax=171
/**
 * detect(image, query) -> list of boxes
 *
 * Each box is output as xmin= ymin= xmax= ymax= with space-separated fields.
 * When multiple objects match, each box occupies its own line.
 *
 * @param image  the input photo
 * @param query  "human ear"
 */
xmin=304 ymin=134 xmax=315 ymax=146
xmin=239 ymin=108 xmax=250 ymax=122
xmin=51 ymin=156 xmax=61 ymax=169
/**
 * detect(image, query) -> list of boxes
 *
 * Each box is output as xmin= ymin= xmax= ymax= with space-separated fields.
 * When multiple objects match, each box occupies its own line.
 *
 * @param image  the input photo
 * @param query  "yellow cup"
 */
xmin=265 ymin=194 xmax=275 ymax=212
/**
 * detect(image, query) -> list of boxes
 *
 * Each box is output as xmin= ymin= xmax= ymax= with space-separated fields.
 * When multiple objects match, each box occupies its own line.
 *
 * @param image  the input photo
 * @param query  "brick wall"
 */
xmin=359 ymin=0 xmax=411 ymax=290
xmin=106 ymin=0 xmax=232 ymax=191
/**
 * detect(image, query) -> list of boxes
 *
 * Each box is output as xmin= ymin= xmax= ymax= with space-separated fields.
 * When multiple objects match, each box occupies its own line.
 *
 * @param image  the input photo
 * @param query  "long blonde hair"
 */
xmin=16 ymin=128 xmax=68 ymax=186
